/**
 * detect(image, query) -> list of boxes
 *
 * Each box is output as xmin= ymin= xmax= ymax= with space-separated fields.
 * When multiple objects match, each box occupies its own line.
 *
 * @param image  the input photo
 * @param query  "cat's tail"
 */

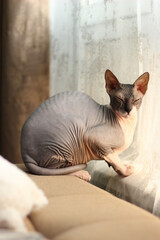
xmin=23 ymin=155 xmax=87 ymax=176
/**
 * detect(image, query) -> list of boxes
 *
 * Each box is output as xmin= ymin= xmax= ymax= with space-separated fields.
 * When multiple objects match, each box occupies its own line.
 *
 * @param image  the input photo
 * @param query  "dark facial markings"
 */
xmin=109 ymin=84 xmax=142 ymax=115
xmin=105 ymin=69 xmax=149 ymax=117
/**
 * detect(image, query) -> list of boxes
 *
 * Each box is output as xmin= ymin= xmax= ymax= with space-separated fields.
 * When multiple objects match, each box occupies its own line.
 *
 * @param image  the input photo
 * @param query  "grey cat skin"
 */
xmin=21 ymin=70 xmax=149 ymax=181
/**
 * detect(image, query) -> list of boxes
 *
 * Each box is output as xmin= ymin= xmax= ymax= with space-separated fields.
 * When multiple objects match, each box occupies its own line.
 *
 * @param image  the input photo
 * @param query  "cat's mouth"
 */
xmin=120 ymin=113 xmax=129 ymax=118
xmin=115 ymin=111 xmax=130 ymax=118
xmin=115 ymin=107 xmax=137 ymax=118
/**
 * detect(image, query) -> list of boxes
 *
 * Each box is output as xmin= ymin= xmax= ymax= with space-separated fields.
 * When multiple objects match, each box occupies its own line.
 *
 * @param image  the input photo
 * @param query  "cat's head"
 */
xmin=105 ymin=69 xmax=149 ymax=118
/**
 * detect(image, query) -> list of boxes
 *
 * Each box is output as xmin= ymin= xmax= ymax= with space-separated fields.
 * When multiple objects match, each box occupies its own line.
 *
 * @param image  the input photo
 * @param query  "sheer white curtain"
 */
xmin=50 ymin=0 xmax=160 ymax=216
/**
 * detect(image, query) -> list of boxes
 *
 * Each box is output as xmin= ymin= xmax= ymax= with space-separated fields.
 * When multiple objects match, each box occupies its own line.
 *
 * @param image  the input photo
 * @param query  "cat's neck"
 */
xmin=114 ymin=107 xmax=137 ymax=154
xmin=116 ymin=106 xmax=137 ymax=128
xmin=103 ymin=105 xmax=137 ymax=128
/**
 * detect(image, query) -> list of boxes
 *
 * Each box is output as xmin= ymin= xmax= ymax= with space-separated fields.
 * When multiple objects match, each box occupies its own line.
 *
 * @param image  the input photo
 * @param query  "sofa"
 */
xmin=12 ymin=164 xmax=160 ymax=240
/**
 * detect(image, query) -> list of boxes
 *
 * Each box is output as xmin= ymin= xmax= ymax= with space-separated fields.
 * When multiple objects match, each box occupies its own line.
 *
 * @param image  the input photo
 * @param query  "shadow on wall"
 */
xmin=0 ymin=0 xmax=49 ymax=163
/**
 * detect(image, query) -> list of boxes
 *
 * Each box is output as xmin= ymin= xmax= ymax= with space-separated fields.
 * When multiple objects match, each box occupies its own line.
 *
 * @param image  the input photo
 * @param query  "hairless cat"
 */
xmin=21 ymin=70 xmax=149 ymax=181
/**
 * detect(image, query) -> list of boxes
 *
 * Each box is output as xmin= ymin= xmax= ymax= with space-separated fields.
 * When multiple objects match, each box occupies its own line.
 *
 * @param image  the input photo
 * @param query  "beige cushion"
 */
xmin=23 ymin=218 xmax=36 ymax=231
xmin=17 ymin=164 xmax=160 ymax=240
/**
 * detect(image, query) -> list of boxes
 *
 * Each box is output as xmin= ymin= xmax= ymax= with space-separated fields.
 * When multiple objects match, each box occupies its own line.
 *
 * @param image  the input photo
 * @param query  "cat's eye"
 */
xmin=116 ymin=97 xmax=124 ymax=102
xmin=134 ymin=98 xmax=141 ymax=104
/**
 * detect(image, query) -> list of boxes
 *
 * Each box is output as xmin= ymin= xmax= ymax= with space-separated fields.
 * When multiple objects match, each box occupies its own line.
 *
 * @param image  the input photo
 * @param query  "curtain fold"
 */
xmin=0 ymin=0 xmax=49 ymax=163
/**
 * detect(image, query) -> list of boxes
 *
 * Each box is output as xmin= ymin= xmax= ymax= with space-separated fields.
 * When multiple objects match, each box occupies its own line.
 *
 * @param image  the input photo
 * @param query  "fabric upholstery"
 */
xmin=17 ymin=164 xmax=160 ymax=240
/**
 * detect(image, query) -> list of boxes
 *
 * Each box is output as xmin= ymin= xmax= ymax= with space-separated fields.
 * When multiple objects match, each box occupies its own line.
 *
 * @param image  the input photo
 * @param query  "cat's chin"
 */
xmin=115 ymin=107 xmax=137 ymax=118
xmin=122 ymin=113 xmax=129 ymax=118
xmin=115 ymin=111 xmax=128 ymax=118
xmin=119 ymin=113 xmax=129 ymax=118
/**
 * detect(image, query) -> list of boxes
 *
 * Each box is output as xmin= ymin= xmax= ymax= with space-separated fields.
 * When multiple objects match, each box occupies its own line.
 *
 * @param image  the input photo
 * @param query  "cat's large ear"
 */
xmin=105 ymin=70 xmax=121 ymax=93
xmin=134 ymin=72 xmax=149 ymax=95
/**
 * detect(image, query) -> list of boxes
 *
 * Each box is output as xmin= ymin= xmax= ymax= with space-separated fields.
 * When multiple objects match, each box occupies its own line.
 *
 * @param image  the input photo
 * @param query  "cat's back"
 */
xmin=43 ymin=91 xmax=100 ymax=118
xmin=23 ymin=91 xmax=101 ymax=129
xmin=21 ymin=91 xmax=104 ymax=144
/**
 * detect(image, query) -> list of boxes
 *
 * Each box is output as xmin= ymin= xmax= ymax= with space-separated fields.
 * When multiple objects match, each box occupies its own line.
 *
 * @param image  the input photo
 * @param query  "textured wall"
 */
xmin=0 ymin=0 xmax=49 ymax=163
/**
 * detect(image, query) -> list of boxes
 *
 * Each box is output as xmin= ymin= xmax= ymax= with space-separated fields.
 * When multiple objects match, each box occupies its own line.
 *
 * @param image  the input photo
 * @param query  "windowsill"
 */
xmin=87 ymin=161 xmax=160 ymax=217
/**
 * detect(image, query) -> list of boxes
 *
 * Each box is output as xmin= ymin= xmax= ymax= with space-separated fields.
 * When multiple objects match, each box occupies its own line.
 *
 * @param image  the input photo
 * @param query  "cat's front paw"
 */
xmin=116 ymin=165 xmax=134 ymax=177
xmin=123 ymin=165 xmax=134 ymax=176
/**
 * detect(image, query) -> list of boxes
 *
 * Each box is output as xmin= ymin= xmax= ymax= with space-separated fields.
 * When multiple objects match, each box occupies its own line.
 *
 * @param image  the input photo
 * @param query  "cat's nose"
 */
xmin=125 ymin=104 xmax=132 ymax=114
xmin=126 ymin=109 xmax=131 ymax=114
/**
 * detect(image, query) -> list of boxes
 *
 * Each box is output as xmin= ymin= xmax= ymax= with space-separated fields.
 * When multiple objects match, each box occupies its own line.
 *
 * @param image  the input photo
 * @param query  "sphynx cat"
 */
xmin=21 ymin=70 xmax=149 ymax=181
